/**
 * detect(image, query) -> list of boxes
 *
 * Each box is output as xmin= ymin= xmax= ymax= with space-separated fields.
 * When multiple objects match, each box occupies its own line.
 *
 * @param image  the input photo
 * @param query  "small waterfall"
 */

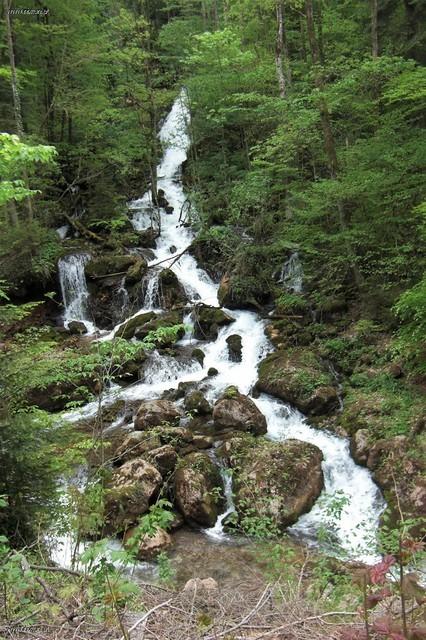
xmin=58 ymin=253 xmax=95 ymax=334
xmin=142 ymin=270 xmax=161 ymax=310
xmin=205 ymin=464 xmax=235 ymax=541
xmin=279 ymin=251 xmax=303 ymax=293
xmin=117 ymin=277 xmax=130 ymax=315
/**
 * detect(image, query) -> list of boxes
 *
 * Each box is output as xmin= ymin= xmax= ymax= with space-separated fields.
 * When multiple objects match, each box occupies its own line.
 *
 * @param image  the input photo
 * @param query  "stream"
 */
xmin=56 ymin=90 xmax=385 ymax=573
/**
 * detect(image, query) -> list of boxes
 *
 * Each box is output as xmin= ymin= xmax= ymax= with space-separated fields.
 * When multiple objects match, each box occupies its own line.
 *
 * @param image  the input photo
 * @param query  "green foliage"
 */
xmin=393 ymin=274 xmax=426 ymax=373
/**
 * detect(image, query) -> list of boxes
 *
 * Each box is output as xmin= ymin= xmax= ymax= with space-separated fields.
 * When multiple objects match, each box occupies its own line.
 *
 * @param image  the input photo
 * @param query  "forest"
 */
xmin=0 ymin=0 xmax=425 ymax=638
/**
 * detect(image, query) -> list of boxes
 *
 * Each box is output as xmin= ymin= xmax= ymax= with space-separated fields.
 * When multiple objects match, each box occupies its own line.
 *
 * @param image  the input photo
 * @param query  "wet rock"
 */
xmin=158 ymin=269 xmax=187 ymax=309
xmin=68 ymin=320 xmax=88 ymax=335
xmin=350 ymin=429 xmax=370 ymax=465
xmin=124 ymin=527 xmax=172 ymax=560
xmin=85 ymin=255 xmax=137 ymax=279
xmin=125 ymin=257 xmax=148 ymax=285
xmin=174 ymin=452 xmax=224 ymax=527
xmin=192 ymin=348 xmax=205 ymax=366
xmin=257 ymin=348 xmax=338 ymax=416
xmin=169 ymin=245 xmax=177 ymax=253
xmin=226 ymin=334 xmax=242 ymax=362
xmin=138 ymin=228 xmax=159 ymax=248
xmin=105 ymin=458 xmax=162 ymax=530
xmin=232 ymin=438 xmax=324 ymax=530
xmin=192 ymin=304 xmax=235 ymax=340
xmin=115 ymin=311 xmax=156 ymax=340
xmin=184 ymin=391 xmax=212 ymax=416
xmin=156 ymin=425 xmax=194 ymax=448
xmin=135 ymin=399 xmax=183 ymax=430
xmin=165 ymin=205 xmax=174 ymax=214
xmin=25 ymin=376 xmax=100 ymax=413
xmin=133 ymin=310 xmax=185 ymax=344
xmin=213 ymin=388 xmax=267 ymax=436
xmin=207 ymin=367 xmax=218 ymax=377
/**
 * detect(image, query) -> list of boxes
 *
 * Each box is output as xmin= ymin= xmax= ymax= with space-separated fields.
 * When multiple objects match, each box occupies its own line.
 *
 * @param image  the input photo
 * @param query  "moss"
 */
xmin=85 ymin=255 xmax=137 ymax=279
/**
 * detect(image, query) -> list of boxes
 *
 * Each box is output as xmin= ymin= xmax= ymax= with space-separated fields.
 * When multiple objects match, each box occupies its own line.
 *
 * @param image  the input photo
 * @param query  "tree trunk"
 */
xmin=371 ymin=0 xmax=379 ymax=58
xmin=316 ymin=0 xmax=325 ymax=64
xmin=275 ymin=2 xmax=287 ymax=98
xmin=4 ymin=0 xmax=33 ymax=222
xmin=4 ymin=0 xmax=24 ymax=137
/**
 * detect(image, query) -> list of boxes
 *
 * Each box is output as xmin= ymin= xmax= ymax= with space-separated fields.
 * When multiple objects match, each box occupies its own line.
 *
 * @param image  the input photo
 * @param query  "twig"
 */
xmin=29 ymin=563 xmax=83 ymax=577
xmin=148 ymin=247 xmax=188 ymax=269
xmin=203 ymin=584 xmax=271 ymax=640
xmin=249 ymin=610 xmax=360 ymax=639
xmin=118 ymin=598 xmax=173 ymax=640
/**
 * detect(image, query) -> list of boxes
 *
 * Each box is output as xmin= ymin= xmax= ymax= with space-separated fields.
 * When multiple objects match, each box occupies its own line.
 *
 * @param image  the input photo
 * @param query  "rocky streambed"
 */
xmin=50 ymin=92 xmax=390 ymax=577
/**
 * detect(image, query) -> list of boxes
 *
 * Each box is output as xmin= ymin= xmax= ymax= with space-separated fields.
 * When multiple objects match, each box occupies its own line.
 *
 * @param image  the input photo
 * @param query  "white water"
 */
xmin=56 ymin=91 xmax=385 ymax=567
xmin=58 ymin=254 xmax=96 ymax=334
xmin=279 ymin=251 xmax=303 ymax=293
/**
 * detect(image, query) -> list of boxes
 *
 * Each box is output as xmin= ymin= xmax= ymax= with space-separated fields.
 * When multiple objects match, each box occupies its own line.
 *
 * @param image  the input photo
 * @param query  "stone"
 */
xmin=105 ymin=458 xmax=162 ymax=530
xmin=116 ymin=430 xmax=162 ymax=463
xmin=213 ymin=389 xmax=267 ymax=436
xmin=125 ymin=257 xmax=147 ymax=285
xmin=133 ymin=310 xmax=185 ymax=344
xmin=226 ymin=334 xmax=242 ymax=362
xmin=207 ymin=367 xmax=218 ymax=377
xmin=184 ymin=391 xmax=212 ymax=415
xmin=147 ymin=444 xmax=178 ymax=475
xmin=158 ymin=269 xmax=187 ymax=309
xmin=85 ymin=255 xmax=137 ymax=279
xmin=350 ymin=429 xmax=370 ymax=465
xmin=124 ymin=527 xmax=171 ymax=560
xmin=135 ymin=399 xmax=183 ymax=430
xmin=257 ymin=348 xmax=339 ymax=416
xmin=115 ymin=311 xmax=156 ymax=340
xmin=232 ymin=438 xmax=324 ymax=530
xmin=165 ymin=205 xmax=174 ymax=214
xmin=183 ymin=577 xmax=218 ymax=592
xmin=192 ymin=304 xmax=235 ymax=340
xmin=192 ymin=348 xmax=205 ymax=366
xmin=68 ymin=320 xmax=88 ymax=335
xmin=174 ymin=452 xmax=224 ymax=527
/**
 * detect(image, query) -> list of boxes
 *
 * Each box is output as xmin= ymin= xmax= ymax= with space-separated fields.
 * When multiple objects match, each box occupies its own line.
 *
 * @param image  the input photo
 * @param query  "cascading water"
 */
xmin=57 ymin=91 xmax=385 ymax=568
xmin=279 ymin=251 xmax=303 ymax=293
xmin=58 ymin=253 xmax=96 ymax=334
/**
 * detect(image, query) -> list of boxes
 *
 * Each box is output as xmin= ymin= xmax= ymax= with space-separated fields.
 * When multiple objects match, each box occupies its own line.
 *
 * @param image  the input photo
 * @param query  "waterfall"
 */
xmin=279 ymin=251 xmax=303 ymax=293
xmin=58 ymin=253 xmax=95 ymax=334
xmin=205 ymin=463 xmax=236 ymax=541
xmin=142 ymin=270 xmax=161 ymax=310
xmin=57 ymin=91 xmax=386 ymax=568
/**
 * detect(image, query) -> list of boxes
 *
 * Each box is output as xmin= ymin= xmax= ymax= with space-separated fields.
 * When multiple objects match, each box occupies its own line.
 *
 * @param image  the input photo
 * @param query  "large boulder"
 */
xmin=105 ymin=458 xmax=162 ymax=531
xmin=213 ymin=388 xmax=267 ymax=436
xmin=85 ymin=255 xmax=139 ymax=279
xmin=174 ymin=452 xmax=224 ymax=527
xmin=115 ymin=431 xmax=162 ymax=463
xmin=115 ymin=311 xmax=156 ymax=340
xmin=125 ymin=258 xmax=148 ymax=285
xmin=217 ymin=272 xmax=269 ymax=310
xmin=133 ymin=310 xmax=185 ymax=345
xmin=229 ymin=437 xmax=324 ymax=530
xmin=256 ymin=348 xmax=339 ymax=416
xmin=134 ymin=399 xmax=183 ymax=430
xmin=184 ymin=391 xmax=212 ymax=415
xmin=157 ymin=269 xmax=187 ymax=309
xmin=226 ymin=334 xmax=242 ymax=362
xmin=123 ymin=527 xmax=172 ymax=560
xmin=192 ymin=304 xmax=235 ymax=340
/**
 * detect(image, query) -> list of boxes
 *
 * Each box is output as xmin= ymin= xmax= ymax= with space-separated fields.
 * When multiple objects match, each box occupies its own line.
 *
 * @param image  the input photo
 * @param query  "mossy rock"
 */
xmin=184 ymin=391 xmax=212 ymax=415
xmin=174 ymin=452 xmax=224 ymax=527
xmin=213 ymin=389 xmax=267 ymax=436
xmin=115 ymin=311 xmax=156 ymax=340
xmin=133 ymin=310 xmax=185 ymax=344
xmin=157 ymin=268 xmax=188 ymax=309
xmin=257 ymin=348 xmax=339 ymax=416
xmin=192 ymin=304 xmax=235 ymax=340
xmin=125 ymin=257 xmax=148 ymax=285
xmin=85 ymin=255 xmax=138 ymax=279
xmin=232 ymin=438 xmax=324 ymax=531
